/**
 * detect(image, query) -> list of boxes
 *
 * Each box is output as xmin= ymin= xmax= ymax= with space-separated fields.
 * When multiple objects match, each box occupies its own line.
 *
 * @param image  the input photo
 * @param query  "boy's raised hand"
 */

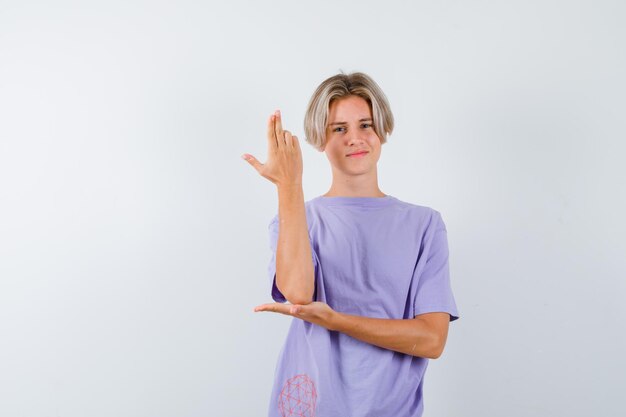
xmin=242 ymin=110 xmax=303 ymax=187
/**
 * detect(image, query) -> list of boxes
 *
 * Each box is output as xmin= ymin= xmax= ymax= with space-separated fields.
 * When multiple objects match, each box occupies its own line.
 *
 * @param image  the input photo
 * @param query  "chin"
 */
xmin=340 ymin=166 xmax=374 ymax=176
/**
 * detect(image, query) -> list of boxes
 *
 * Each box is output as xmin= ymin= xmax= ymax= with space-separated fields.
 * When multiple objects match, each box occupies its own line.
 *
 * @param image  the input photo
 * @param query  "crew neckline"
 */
xmin=313 ymin=195 xmax=397 ymax=207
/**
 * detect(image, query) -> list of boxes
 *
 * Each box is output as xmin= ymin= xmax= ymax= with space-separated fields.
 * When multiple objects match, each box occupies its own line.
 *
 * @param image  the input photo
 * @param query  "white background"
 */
xmin=1 ymin=1 xmax=625 ymax=416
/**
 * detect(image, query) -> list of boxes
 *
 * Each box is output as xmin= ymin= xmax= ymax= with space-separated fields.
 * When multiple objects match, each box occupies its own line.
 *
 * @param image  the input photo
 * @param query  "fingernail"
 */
xmin=241 ymin=154 xmax=249 ymax=160
xmin=275 ymin=110 xmax=280 ymax=116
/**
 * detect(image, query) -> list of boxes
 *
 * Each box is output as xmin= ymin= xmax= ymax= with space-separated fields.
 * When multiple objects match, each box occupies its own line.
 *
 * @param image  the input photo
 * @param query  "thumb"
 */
xmin=241 ymin=153 xmax=263 ymax=172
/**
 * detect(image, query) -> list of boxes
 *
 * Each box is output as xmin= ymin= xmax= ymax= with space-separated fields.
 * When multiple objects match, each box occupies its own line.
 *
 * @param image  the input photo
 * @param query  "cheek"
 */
xmin=369 ymin=136 xmax=382 ymax=150
xmin=324 ymin=145 xmax=343 ymax=161
xmin=328 ymin=144 xmax=344 ymax=158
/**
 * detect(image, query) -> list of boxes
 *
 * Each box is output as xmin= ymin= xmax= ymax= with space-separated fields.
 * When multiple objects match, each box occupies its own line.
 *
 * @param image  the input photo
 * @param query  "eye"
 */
xmin=333 ymin=127 xmax=346 ymax=133
xmin=361 ymin=123 xmax=372 ymax=129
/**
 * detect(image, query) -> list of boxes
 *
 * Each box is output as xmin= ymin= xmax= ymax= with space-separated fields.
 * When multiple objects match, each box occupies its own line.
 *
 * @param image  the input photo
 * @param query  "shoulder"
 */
xmin=389 ymin=197 xmax=443 ymax=225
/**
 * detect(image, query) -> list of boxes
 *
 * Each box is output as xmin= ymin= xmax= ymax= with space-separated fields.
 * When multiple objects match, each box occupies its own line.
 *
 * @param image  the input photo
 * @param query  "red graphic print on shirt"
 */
xmin=278 ymin=374 xmax=317 ymax=417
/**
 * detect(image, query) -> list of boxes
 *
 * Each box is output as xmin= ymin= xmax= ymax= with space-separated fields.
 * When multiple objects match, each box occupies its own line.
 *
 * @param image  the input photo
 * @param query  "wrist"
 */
xmin=329 ymin=310 xmax=344 ymax=332
xmin=277 ymin=183 xmax=304 ymax=199
xmin=277 ymin=182 xmax=303 ymax=190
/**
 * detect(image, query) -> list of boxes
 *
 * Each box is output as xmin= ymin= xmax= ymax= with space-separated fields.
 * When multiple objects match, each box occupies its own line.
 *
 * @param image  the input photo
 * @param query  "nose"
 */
xmin=346 ymin=129 xmax=365 ymax=146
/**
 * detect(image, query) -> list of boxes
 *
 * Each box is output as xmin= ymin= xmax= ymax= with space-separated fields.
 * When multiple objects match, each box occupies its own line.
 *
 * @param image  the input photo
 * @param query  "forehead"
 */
xmin=328 ymin=95 xmax=372 ymax=121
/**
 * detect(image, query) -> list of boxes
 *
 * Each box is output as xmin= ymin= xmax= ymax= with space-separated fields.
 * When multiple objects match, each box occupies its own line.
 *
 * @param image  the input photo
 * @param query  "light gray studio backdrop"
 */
xmin=1 ymin=0 xmax=624 ymax=416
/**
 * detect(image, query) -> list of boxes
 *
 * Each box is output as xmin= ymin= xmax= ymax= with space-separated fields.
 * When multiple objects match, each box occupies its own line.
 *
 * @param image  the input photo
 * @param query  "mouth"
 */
xmin=346 ymin=151 xmax=368 ymax=158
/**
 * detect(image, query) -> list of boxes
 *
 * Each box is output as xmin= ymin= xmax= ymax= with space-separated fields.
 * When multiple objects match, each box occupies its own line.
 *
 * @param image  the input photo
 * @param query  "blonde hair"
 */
xmin=304 ymin=71 xmax=394 ymax=151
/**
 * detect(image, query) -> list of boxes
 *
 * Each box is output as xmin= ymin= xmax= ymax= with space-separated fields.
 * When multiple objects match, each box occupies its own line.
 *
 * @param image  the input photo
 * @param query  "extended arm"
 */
xmin=254 ymin=301 xmax=451 ymax=359
xmin=332 ymin=311 xmax=450 ymax=359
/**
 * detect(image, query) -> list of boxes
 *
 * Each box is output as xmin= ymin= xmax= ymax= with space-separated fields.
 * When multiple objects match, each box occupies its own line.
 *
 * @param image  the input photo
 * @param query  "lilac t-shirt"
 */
xmin=266 ymin=195 xmax=459 ymax=417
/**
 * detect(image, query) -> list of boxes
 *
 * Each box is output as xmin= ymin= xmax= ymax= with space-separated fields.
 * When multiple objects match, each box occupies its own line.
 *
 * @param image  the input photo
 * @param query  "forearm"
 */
xmin=275 ymin=184 xmax=315 ymax=304
xmin=330 ymin=312 xmax=441 ymax=359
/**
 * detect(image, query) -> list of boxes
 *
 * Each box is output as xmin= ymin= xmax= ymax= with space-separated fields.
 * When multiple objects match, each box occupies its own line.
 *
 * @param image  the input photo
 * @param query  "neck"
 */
xmin=323 ymin=169 xmax=385 ymax=198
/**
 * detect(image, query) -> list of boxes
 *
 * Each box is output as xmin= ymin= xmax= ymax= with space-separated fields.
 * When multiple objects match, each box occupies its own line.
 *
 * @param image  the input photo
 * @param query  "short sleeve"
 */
xmin=267 ymin=215 xmax=319 ymax=303
xmin=413 ymin=211 xmax=460 ymax=322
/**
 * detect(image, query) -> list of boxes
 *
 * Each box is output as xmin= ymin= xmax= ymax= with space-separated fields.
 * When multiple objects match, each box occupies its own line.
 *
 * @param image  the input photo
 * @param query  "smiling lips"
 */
xmin=346 ymin=151 xmax=368 ymax=157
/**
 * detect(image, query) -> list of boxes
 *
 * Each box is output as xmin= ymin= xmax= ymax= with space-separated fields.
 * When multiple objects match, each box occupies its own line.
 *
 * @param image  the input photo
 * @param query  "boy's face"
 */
xmin=321 ymin=95 xmax=382 ymax=177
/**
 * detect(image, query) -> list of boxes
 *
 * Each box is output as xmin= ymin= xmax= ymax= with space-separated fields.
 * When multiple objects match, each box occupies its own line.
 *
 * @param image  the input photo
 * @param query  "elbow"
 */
xmin=429 ymin=348 xmax=444 ymax=360
xmin=276 ymin=275 xmax=315 ymax=305
xmin=428 ymin=336 xmax=446 ymax=360
xmin=286 ymin=294 xmax=314 ymax=305
xmin=283 ymin=284 xmax=314 ymax=305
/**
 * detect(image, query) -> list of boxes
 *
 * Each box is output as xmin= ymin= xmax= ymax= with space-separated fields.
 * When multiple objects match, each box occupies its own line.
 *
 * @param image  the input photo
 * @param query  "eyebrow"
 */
xmin=329 ymin=118 xmax=373 ymax=126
